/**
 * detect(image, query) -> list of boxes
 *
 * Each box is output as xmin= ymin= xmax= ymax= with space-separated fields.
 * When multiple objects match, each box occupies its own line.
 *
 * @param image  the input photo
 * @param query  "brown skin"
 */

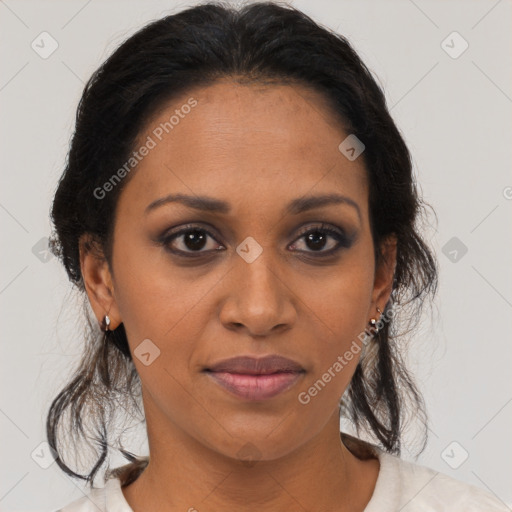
xmin=80 ymin=80 xmax=396 ymax=512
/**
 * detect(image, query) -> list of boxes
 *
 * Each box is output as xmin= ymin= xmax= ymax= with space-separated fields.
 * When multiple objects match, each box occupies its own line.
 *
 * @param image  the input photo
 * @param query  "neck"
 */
xmin=120 ymin=410 xmax=379 ymax=512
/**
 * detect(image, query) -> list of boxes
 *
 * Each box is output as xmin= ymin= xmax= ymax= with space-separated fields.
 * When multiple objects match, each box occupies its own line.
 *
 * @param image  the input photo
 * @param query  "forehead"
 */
xmin=117 ymin=80 xmax=368 ymax=220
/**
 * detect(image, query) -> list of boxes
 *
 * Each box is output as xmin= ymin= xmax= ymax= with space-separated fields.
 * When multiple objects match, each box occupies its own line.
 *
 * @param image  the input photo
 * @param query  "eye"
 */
xmin=160 ymin=225 xmax=224 ymax=257
xmin=289 ymin=223 xmax=352 ymax=255
xmin=159 ymin=222 xmax=353 ymax=258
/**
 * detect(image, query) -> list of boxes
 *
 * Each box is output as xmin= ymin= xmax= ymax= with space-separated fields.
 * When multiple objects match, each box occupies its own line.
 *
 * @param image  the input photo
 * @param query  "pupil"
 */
xmin=185 ymin=230 xmax=206 ymax=250
xmin=306 ymin=231 xmax=326 ymax=250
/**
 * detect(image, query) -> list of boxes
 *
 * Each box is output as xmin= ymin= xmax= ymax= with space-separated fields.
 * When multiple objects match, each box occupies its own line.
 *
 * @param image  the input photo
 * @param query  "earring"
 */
xmin=101 ymin=314 xmax=111 ymax=332
xmin=368 ymin=307 xmax=383 ymax=334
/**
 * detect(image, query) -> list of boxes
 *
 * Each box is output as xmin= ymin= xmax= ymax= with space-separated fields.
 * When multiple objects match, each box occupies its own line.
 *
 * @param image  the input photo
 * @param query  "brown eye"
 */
xmin=289 ymin=224 xmax=352 ymax=255
xmin=158 ymin=222 xmax=352 ymax=260
xmin=160 ymin=225 xmax=224 ymax=256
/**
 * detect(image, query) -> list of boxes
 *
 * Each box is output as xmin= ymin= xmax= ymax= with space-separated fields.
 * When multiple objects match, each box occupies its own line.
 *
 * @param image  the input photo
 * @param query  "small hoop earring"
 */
xmin=101 ymin=314 xmax=111 ymax=332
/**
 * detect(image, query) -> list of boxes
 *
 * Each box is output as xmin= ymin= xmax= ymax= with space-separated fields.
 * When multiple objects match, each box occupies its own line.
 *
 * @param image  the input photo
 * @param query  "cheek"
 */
xmin=111 ymin=231 xmax=184 ymax=331
xmin=111 ymin=236 xmax=215 ymax=373
xmin=304 ymin=253 xmax=375 ymax=336
xmin=295 ymin=289 xmax=369 ymax=415
xmin=296 ymin=251 xmax=375 ymax=395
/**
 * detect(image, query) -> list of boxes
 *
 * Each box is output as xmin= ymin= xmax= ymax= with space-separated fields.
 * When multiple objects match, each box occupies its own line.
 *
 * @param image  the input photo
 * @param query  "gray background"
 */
xmin=1 ymin=0 xmax=511 ymax=510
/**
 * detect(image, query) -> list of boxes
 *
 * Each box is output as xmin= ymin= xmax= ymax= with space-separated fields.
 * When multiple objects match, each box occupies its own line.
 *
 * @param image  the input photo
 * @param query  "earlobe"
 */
xmin=79 ymin=233 xmax=121 ymax=330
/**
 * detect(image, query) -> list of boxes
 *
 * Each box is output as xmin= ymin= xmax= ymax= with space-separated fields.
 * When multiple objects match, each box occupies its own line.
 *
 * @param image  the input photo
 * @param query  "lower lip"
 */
xmin=206 ymin=371 xmax=304 ymax=401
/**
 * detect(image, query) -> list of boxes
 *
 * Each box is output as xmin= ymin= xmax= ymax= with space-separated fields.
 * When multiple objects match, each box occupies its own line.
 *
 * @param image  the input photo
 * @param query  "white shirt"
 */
xmin=56 ymin=446 xmax=509 ymax=511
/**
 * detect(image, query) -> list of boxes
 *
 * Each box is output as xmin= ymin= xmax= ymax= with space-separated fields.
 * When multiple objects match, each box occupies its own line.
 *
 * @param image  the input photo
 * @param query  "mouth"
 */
xmin=203 ymin=355 xmax=305 ymax=401
xmin=204 ymin=370 xmax=305 ymax=401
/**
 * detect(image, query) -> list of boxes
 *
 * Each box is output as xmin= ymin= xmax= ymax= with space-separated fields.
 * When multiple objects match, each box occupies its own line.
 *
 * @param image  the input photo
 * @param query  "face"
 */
xmin=81 ymin=79 xmax=396 ymax=462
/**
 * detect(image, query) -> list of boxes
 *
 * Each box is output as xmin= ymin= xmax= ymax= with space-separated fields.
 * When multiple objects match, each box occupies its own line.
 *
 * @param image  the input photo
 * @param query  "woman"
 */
xmin=48 ymin=1 xmax=507 ymax=510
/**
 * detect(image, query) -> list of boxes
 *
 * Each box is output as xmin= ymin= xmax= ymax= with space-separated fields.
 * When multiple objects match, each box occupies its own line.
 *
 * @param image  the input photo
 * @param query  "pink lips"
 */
xmin=204 ymin=355 xmax=305 ymax=401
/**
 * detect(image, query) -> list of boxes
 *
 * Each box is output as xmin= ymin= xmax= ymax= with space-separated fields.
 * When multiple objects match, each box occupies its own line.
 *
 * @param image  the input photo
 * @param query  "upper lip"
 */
xmin=205 ymin=355 xmax=304 ymax=375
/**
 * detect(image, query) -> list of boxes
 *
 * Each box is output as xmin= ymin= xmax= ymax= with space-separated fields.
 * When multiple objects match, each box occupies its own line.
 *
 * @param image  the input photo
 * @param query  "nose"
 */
xmin=218 ymin=252 xmax=297 ymax=337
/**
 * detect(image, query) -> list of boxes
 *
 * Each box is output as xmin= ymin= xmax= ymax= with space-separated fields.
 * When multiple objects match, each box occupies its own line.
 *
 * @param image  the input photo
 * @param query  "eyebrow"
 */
xmin=145 ymin=192 xmax=361 ymax=220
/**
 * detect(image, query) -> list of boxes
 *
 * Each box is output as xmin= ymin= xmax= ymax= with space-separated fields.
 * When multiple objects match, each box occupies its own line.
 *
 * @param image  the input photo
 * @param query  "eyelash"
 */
xmin=159 ymin=223 xmax=352 ymax=259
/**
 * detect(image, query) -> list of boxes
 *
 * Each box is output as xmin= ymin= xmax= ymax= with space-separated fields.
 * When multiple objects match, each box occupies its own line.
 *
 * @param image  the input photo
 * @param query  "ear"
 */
xmin=79 ymin=233 xmax=121 ymax=330
xmin=370 ymin=234 xmax=397 ymax=314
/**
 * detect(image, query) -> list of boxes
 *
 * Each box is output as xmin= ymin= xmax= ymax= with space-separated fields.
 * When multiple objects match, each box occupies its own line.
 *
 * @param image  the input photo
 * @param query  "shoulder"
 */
xmin=55 ymin=487 xmax=104 ymax=512
xmin=367 ymin=448 xmax=510 ymax=511
xmin=55 ymin=477 xmax=127 ymax=512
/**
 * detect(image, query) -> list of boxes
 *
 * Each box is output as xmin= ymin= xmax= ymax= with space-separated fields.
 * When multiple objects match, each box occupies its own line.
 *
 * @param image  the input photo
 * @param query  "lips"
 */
xmin=204 ymin=355 xmax=305 ymax=401
xmin=205 ymin=355 xmax=304 ymax=375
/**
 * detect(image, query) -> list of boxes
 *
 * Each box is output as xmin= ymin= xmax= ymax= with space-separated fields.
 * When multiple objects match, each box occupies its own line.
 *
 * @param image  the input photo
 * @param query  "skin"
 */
xmin=80 ymin=79 xmax=397 ymax=512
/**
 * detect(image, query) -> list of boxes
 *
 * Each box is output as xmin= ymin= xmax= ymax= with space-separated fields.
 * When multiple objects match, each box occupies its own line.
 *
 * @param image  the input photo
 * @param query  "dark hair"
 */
xmin=47 ymin=0 xmax=438 ymax=488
